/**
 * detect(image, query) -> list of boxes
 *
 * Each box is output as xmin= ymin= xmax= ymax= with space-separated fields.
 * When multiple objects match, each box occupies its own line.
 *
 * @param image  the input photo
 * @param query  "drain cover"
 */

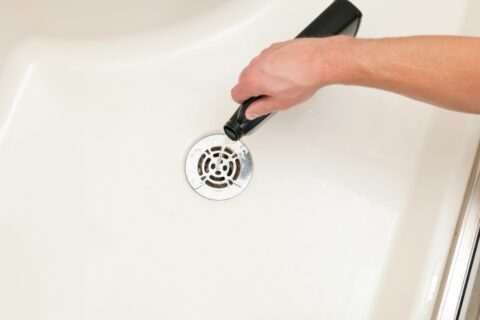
xmin=185 ymin=134 xmax=253 ymax=200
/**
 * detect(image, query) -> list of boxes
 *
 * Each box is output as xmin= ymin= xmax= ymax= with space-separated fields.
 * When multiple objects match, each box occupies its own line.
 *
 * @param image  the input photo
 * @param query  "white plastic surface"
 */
xmin=0 ymin=0 xmax=479 ymax=319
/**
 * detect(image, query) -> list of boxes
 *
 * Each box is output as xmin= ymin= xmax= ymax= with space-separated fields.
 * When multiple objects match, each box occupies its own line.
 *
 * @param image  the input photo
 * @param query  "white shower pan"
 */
xmin=0 ymin=0 xmax=479 ymax=319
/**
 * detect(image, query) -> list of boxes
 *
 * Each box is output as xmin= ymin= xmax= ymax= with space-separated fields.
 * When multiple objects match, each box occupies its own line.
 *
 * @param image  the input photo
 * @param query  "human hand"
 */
xmin=231 ymin=36 xmax=354 ymax=120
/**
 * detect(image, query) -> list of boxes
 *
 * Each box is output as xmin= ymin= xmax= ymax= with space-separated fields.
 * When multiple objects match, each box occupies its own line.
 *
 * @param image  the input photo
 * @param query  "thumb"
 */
xmin=245 ymin=97 xmax=283 ymax=120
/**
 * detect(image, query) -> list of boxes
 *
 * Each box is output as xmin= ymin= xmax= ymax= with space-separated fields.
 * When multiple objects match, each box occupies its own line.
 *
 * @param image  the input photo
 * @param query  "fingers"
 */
xmin=231 ymin=69 xmax=263 ymax=104
xmin=231 ymin=77 xmax=266 ymax=105
xmin=245 ymin=96 xmax=285 ymax=120
xmin=231 ymin=55 xmax=267 ymax=103
xmin=231 ymin=82 xmax=255 ymax=105
xmin=230 ymin=42 xmax=290 ymax=112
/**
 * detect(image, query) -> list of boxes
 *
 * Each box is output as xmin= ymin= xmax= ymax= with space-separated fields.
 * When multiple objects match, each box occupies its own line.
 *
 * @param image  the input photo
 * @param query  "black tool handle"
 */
xmin=224 ymin=0 xmax=362 ymax=141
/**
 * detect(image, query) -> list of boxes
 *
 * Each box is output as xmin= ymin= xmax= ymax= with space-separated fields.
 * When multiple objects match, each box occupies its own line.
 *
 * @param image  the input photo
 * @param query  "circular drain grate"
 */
xmin=185 ymin=134 xmax=253 ymax=200
xmin=197 ymin=146 xmax=241 ymax=189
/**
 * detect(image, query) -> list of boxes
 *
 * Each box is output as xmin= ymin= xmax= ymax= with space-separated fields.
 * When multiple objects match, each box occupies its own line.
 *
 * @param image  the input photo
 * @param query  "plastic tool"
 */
xmin=223 ymin=0 xmax=362 ymax=141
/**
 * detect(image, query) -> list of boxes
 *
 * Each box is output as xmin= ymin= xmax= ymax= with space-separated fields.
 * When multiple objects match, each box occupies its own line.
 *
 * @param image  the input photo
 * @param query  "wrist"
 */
xmin=314 ymin=36 xmax=369 ymax=86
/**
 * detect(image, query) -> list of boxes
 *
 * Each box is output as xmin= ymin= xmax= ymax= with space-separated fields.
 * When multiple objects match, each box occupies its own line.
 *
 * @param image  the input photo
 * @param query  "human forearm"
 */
xmin=231 ymin=36 xmax=480 ymax=119
xmin=340 ymin=36 xmax=480 ymax=113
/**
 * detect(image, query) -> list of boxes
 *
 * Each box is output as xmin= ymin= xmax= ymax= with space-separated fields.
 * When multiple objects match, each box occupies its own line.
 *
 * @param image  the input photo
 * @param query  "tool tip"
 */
xmin=223 ymin=123 xmax=241 ymax=141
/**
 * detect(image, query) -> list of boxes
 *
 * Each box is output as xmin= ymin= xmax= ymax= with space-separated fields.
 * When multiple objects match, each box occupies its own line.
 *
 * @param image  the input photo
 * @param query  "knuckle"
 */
xmin=230 ymin=86 xmax=238 ymax=97
xmin=239 ymin=67 xmax=251 ymax=80
xmin=250 ymin=56 xmax=259 ymax=65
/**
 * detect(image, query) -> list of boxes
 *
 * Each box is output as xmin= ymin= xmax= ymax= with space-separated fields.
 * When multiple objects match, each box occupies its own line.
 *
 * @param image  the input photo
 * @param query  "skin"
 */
xmin=231 ymin=36 xmax=480 ymax=120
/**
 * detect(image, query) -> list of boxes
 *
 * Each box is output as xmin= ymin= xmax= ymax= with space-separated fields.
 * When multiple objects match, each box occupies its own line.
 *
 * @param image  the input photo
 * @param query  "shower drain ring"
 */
xmin=185 ymin=134 xmax=253 ymax=200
